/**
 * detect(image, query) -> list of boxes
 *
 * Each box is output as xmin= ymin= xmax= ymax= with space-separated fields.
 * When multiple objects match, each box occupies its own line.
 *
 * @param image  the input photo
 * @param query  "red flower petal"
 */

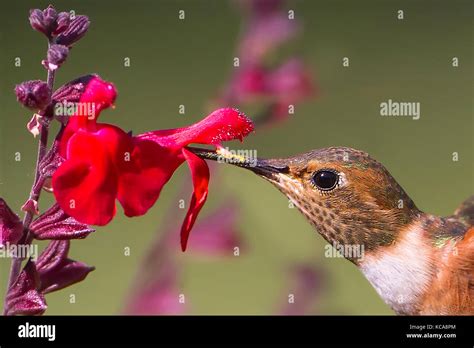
xmin=69 ymin=77 xmax=116 ymax=128
xmin=117 ymin=138 xmax=183 ymax=217
xmin=52 ymin=130 xmax=119 ymax=225
xmin=59 ymin=76 xmax=117 ymax=157
xmin=180 ymin=148 xmax=210 ymax=251
xmin=139 ymin=108 xmax=254 ymax=149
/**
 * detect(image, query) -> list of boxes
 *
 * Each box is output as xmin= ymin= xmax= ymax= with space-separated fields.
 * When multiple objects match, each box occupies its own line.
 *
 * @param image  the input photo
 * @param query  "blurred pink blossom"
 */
xmin=124 ymin=263 xmax=185 ymax=315
xmin=186 ymin=200 xmax=244 ymax=256
xmin=279 ymin=264 xmax=323 ymax=315
xmin=220 ymin=0 xmax=316 ymax=125
xmin=236 ymin=0 xmax=284 ymax=15
xmin=238 ymin=12 xmax=300 ymax=64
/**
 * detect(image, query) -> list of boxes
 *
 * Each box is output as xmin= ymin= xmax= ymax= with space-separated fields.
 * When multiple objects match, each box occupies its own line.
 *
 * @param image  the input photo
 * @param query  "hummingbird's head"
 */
xmin=191 ymin=146 xmax=421 ymax=262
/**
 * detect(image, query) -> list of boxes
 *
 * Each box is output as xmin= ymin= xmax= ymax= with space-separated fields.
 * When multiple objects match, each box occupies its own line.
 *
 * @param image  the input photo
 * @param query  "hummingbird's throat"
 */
xmin=271 ymin=173 xmax=400 ymax=261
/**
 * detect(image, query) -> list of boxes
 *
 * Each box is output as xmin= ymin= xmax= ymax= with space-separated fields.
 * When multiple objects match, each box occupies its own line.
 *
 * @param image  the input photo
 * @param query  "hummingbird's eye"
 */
xmin=311 ymin=169 xmax=339 ymax=191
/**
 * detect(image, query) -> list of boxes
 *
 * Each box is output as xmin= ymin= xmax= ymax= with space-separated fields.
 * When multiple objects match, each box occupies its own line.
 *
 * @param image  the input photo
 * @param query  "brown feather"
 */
xmin=420 ymin=227 xmax=474 ymax=314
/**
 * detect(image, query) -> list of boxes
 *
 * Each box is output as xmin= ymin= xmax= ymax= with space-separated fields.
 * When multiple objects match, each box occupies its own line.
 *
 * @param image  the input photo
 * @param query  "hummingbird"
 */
xmin=190 ymin=146 xmax=474 ymax=315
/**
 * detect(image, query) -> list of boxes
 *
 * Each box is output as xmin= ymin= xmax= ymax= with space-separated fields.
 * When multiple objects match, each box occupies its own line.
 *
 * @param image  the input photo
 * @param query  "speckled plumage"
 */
xmin=259 ymin=147 xmax=420 ymax=256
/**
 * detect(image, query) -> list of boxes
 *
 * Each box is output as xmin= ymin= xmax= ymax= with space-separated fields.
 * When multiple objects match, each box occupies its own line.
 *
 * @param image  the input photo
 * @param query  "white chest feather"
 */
xmin=359 ymin=225 xmax=434 ymax=314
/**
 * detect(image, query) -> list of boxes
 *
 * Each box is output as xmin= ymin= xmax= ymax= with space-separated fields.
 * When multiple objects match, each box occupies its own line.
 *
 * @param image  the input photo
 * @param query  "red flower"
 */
xmin=52 ymin=76 xmax=253 ymax=250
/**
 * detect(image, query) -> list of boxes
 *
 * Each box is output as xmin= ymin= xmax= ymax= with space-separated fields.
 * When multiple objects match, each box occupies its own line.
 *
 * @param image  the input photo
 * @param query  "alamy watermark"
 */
xmin=324 ymin=241 xmax=365 ymax=260
xmin=54 ymin=101 xmax=96 ymax=119
xmin=380 ymin=99 xmax=420 ymax=120
xmin=0 ymin=242 xmax=38 ymax=260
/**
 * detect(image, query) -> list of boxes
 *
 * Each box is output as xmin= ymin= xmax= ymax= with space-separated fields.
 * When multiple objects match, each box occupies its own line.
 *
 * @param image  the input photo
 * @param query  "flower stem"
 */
xmin=3 ymin=42 xmax=56 ymax=315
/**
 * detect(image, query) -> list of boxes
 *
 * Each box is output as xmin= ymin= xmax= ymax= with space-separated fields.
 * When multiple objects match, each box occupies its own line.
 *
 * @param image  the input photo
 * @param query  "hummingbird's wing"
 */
xmin=420 ymin=227 xmax=474 ymax=314
xmin=446 ymin=226 xmax=474 ymax=313
xmin=454 ymin=195 xmax=474 ymax=227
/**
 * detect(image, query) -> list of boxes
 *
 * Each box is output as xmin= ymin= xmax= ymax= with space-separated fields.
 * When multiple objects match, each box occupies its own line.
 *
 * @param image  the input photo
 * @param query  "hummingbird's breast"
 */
xmin=360 ymin=214 xmax=474 ymax=315
xmin=358 ymin=219 xmax=435 ymax=315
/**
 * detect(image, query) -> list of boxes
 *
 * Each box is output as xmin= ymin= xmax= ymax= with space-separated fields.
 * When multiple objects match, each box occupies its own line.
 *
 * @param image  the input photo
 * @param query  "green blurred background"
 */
xmin=0 ymin=0 xmax=472 ymax=315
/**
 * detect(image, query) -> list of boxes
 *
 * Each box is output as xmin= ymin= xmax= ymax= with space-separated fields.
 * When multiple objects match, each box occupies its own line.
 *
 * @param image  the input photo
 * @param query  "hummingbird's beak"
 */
xmin=187 ymin=147 xmax=289 ymax=179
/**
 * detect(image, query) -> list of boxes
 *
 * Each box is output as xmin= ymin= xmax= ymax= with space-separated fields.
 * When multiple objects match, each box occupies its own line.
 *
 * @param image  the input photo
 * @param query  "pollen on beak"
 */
xmin=187 ymin=146 xmax=289 ymax=178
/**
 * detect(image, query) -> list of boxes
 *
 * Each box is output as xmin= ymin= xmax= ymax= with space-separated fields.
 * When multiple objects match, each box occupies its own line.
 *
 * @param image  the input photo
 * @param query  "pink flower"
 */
xmin=238 ymin=12 xmax=299 ymax=64
xmin=223 ymin=59 xmax=315 ymax=120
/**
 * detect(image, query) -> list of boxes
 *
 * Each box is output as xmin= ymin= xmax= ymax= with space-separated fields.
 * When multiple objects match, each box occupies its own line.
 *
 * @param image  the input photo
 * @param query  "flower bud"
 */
xmin=29 ymin=9 xmax=47 ymax=35
xmin=42 ymin=5 xmax=58 ymax=30
xmin=36 ymin=240 xmax=95 ymax=294
xmin=54 ymin=12 xmax=70 ymax=35
xmin=47 ymin=44 xmax=69 ymax=70
xmin=55 ymin=15 xmax=90 ymax=46
xmin=29 ymin=5 xmax=61 ymax=37
xmin=30 ymin=203 xmax=95 ymax=240
xmin=15 ymin=80 xmax=51 ymax=110
xmin=52 ymin=74 xmax=95 ymax=103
